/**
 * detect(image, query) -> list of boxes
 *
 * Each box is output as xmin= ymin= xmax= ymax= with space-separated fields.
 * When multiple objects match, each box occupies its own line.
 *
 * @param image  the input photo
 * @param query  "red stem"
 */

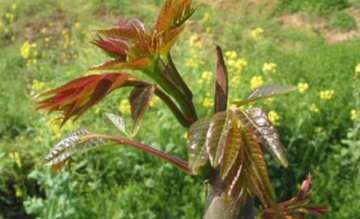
xmin=89 ymin=134 xmax=193 ymax=175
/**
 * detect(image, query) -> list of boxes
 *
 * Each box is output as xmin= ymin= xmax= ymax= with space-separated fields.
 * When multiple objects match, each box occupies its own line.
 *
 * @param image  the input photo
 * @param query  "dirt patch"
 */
xmin=323 ymin=8 xmax=360 ymax=43
xmin=278 ymin=8 xmax=360 ymax=43
xmin=278 ymin=13 xmax=312 ymax=29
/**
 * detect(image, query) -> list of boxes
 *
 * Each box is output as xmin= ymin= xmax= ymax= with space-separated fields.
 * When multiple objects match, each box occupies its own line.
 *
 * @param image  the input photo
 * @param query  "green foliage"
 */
xmin=329 ymin=11 xmax=357 ymax=31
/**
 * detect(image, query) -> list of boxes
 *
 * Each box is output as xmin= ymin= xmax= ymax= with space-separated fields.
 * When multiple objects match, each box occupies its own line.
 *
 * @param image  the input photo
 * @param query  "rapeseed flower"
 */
xmin=314 ymin=127 xmax=323 ymax=134
xmin=319 ymin=90 xmax=335 ymax=100
xmin=297 ymin=82 xmax=309 ymax=94
xmin=15 ymin=185 xmax=22 ymax=198
xmin=262 ymin=62 xmax=277 ymax=74
xmin=250 ymin=75 xmax=264 ymax=90
xmin=188 ymin=33 xmax=202 ymax=48
xmin=268 ymin=111 xmax=280 ymax=125
xmin=118 ymin=99 xmax=131 ymax=114
xmin=20 ymin=41 xmax=37 ymax=59
xmin=251 ymin=27 xmax=264 ymax=40
xmin=351 ymin=109 xmax=359 ymax=121
xmin=5 ymin=13 xmax=15 ymax=23
xmin=231 ymin=75 xmax=241 ymax=87
xmin=202 ymin=97 xmax=213 ymax=109
xmin=9 ymin=152 xmax=22 ymax=168
xmin=31 ymin=80 xmax=45 ymax=96
xmin=197 ymin=71 xmax=213 ymax=84
xmin=225 ymin=51 xmax=238 ymax=60
xmin=309 ymin=104 xmax=320 ymax=113
xmin=185 ymin=58 xmax=199 ymax=69
xmin=355 ymin=63 xmax=360 ymax=74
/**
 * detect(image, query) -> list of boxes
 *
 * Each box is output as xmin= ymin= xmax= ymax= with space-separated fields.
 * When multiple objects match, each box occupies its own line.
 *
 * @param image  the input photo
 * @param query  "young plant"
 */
xmin=37 ymin=0 xmax=327 ymax=218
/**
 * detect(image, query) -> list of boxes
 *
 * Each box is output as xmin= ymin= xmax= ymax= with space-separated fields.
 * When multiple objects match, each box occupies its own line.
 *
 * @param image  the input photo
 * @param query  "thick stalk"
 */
xmin=203 ymin=170 xmax=256 ymax=219
xmin=146 ymin=59 xmax=197 ymax=123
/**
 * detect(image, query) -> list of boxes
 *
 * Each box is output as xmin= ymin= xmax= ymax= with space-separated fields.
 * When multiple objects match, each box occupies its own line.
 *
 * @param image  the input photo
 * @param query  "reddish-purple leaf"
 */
xmin=205 ymin=111 xmax=227 ymax=166
xmin=37 ymin=73 xmax=138 ymax=124
xmin=155 ymin=0 xmax=195 ymax=33
xmin=187 ymin=118 xmax=210 ymax=174
xmin=215 ymin=111 xmax=242 ymax=179
xmin=234 ymin=85 xmax=297 ymax=106
xmin=238 ymin=108 xmax=289 ymax=167
xmin=93 ymin=37 xmax=128 ymax=59
xmin=214 ymin=46 xmax=229 ymax=113
xmin=130 ymin=85 xmax=156 ymax=135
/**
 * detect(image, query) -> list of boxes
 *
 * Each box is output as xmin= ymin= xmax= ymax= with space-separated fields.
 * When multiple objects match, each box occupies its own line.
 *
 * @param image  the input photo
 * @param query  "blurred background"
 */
xmin=0 ymin=0 xmax=360 ymax=218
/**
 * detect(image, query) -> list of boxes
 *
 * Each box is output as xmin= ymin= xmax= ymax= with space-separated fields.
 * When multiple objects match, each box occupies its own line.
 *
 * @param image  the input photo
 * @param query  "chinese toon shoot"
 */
xmin=37 ymin=1 xmax=327 ymax=219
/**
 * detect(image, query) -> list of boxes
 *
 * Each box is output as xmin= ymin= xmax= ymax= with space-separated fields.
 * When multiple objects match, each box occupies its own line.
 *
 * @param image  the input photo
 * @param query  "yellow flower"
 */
xmin=185 ymin=58 xmax=199 ymax=69
xmin=225 ymin=51 xmax=238 ymax=60
xmin=94 ymin=106 xmax=101 ymax=115
xmin=41 ymin=27 xmax=48 ymax=34
xmin=118 ymin=99 xmax=131 ymax=114
xmin=250 ymin=75 xmax=264 ymax=90
xmin=150 ymin=96 xmax=160 ymax=107
xmin=9 ymin=152 xmax=22 ymax=168
xmin=31 ymin=79 xmax=45 ymax=95
xmin=297 ymin=82 xmax=309 ymax=94
xmin=355 ymin=63 xmax=360 ymax=79
xmin=188 ymin=33 xmax=202 ymax=48
xmin=309 ymin=104 xmax=320 ymax=113
xmin=262 ymin=62 xmax=277 ymax=74
xmin=11 ymin=4 xmax=17 ymax=11
xmin=319 ymin=90 xmax=335 ymax=100
xmin=351 ymin=109 xmax=359 ymax=121
xmin=250 ymin=27 xmax=264 ymax=40
xmin=198 ymin=71 xmax=213 ymax=84
xmin=20 ymin=41 xmax=37 ymax=59
xmin=5 ymin=13 xmax=15 ymax=23
xmin=202 ymin=97 xmax=213 ymax=109
xmin=355 ymin=63 xmax=360 ymax=73
xmin=314 ymin=127 xmax=323 ymax=133
xmin=231 ymin=75 xmax=241 ymax=87
xmin=202 ymin=12 xmax=210 ymax=23
xmin=268 ymin=111 xmax=280 ymax=125
xmin=15 ymin=185 xmax=22 ymax=198
xmin=75 ymin=22 xmax=81 ymax=29
xmin=182 ymin=132 xmax=188 ymax=139
xmin=229 ymin=58 xmax=248 ymax=74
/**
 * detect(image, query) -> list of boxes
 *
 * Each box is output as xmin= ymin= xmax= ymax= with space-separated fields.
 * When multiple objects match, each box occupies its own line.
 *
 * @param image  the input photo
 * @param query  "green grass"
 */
xmin=330 ymin=11 xmax=357 ymax=31
xmin=0 ymin=0 xmax=360 ymax=218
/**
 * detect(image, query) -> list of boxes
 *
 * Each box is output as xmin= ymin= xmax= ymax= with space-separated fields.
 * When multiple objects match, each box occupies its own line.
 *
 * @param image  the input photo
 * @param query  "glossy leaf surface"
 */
xmin=37 ymin=73 xmax=136 ymax=124
xmin=187 ymin=118 xmax=210 ymax=174
xmin=234 ymin=85 xmax=297 ymax=106
xmin=238 ymin=108 xmax=288 ymax=167
xmin=130 ymin=85 xmax=156 ymax=135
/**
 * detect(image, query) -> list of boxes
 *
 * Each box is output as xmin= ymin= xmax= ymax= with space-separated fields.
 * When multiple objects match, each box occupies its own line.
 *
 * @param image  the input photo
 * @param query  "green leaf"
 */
xmin=205 ymin=112 xmax=227 ymax=167
xmin=129 ymin=85 xmax=156 ymax=136
xmin=238 ymin=108 xmax=288 ymax=167
xmin=187 ymin=118 xmax=211 ymax=174
xmin=105 ymin=113 xmax=128 ymax=136
xmin=234 ymin=85 xmax=297 ymax=106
